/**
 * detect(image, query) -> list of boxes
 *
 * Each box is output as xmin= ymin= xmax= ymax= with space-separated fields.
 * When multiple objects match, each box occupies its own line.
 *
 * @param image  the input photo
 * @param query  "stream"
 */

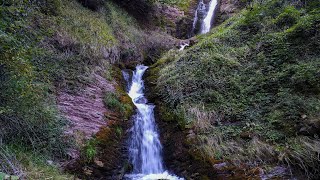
xmin=123 ymin=65 xmax=183 ymax=180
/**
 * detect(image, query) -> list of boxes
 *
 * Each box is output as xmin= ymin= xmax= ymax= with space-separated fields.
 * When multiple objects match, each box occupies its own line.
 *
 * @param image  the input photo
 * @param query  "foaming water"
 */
xmin=201 ymin=0 xmax=218 ymax=34
xmin=126 ymin=171 xmax=183 ymax=180
xmin=124 ymin=65 xmax=183 ymax=180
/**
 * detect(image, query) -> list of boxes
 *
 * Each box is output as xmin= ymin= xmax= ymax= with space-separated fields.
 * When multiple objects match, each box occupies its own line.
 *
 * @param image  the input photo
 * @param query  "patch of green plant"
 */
xmin=104 ymin=93 xmax=124 ymax=111
xmin=156 ymin=0 xmax=193 ymax=12
xmin=0 ymin=7 xmax=71 ymax=158
xmin=82 ymin=139 xmax=99 ymax=163
xmin=103 ymin=92 xmax=134 ymax=118
xmin=115 ymin=126 xmax=123 ymax=137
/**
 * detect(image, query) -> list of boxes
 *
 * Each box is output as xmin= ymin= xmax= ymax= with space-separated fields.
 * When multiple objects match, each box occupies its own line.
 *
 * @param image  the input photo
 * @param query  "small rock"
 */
xmin=94 ymin=159 xmax=104 ymax=167
xmin=47 ymin=160 xmax=53 ymax=165
xmin=83 ymin=167 xmax=93 ymax=175
xmin=240 ymin=132 xmax=253 ymax=139
xmin=213 ymin=162 xmax=227 ymax=170
xmin=135 ymin=97 xmax=147 ymax=104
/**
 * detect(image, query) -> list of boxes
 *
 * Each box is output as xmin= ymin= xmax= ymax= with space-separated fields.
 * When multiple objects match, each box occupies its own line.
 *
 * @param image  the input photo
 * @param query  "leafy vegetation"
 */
xmin=81 ymin=139 xmax=99 ymax=163
xmin=153 ymin=0 xmax=320 ymax=178
xmin=157 ymin=0 xmax=194 ymax=12
xmin=0 ymin=0 xmax=71 ymax=159
xmin=103 ymin=92 xmax=130 ymax=115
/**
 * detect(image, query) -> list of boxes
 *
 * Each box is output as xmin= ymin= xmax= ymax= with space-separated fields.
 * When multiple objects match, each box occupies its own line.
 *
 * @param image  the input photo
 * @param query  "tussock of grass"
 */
xmin=0 ymin=145 xmax=74 ymax=179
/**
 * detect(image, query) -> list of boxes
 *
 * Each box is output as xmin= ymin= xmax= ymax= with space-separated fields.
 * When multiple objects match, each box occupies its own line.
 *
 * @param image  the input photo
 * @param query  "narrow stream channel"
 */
xmin=123 ymin=65 xmax=183 ymax=180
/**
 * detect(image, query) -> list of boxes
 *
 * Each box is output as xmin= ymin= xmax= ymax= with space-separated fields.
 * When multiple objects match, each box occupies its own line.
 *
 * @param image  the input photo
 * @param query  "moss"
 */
xmin=109 ymin=65 xmax=135 ymax=120
xmin=104 ymin=93 xmax=124 ymax=111
xmin=81 ymin=139 xmax=99 ymax=163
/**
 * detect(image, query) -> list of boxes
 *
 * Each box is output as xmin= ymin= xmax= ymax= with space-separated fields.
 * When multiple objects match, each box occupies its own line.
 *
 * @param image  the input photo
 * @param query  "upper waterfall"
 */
xmin=201 ymin=0 xmax=218 ymax=34
xmin=191 ymin=0 xmax=206 ymax=35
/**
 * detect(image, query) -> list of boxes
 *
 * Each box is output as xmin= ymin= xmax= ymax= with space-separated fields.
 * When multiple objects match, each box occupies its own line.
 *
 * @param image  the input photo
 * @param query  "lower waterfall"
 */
xmin=123 ymin=65 xmax=183 ymax=180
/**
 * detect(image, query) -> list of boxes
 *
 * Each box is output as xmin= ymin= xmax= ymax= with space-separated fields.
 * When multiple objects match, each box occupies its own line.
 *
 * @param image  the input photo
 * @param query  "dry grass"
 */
xmin=283 ymin=137 xmax=320 ymax=179
xmin=188 ymin=107 xmax=222 ymax=132
xmin=0 ymin=147 xmax=23 ymax=177
xmin=187 ymin=108 xmax=320 ymax=178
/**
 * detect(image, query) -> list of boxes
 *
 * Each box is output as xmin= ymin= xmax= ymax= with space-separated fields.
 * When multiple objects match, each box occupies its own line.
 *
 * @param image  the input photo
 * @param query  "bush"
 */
xmin=104 ymin=93 xmax=123 ymax=111
xmin=81 ymin=139 xmax=98 ymax=163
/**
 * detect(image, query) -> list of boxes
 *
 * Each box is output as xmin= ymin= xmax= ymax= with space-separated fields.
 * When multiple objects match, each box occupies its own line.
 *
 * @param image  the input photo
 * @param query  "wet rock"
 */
xmin=260 ymin=166 xmax=292 ymax=179
xmin=94 ymin=159 xmax=104 ymax=167
xmin=83 ymin=166 xmax=93 ymax=175
xmin=213 ymin=162 xmax=228 ymax=170
xmin=135 ymin=97 xmax=148 ymax=104
xmin=240 ymin=131 xmax=253 ymax=139
xmin=215 ymin=0 xmax=243 ymax=25
xmin=152 ymin=4 xmax=185 ymax=37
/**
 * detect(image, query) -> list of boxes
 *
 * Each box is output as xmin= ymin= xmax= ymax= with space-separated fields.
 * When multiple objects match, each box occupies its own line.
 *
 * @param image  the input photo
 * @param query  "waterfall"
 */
xmin=201 ymin=0 xmax=218 ymax=34
xmin=191 ymin=0 xmax=206 ymax=35
xmin=179 ymin=42 xmax=189 ymax=51
xmin=124 ymin=65 xmax=183 ymax=180
xmin=192 ymin=0 xmax=218 ymax=35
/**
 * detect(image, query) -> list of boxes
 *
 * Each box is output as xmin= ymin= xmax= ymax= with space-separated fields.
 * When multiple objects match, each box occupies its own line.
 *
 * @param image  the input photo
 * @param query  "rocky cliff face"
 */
xmin=216 ymin=0 xmax=246 ymax=25
xmin=156 ymin=0 xmax=244 ymax=39
xmin=152 ymin=0 xmax=200 ymax=39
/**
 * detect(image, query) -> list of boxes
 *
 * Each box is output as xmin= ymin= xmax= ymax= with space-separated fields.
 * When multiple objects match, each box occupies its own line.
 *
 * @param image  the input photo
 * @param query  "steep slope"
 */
xmin=150 ymin=0 xmax=320 ymax=179
xmin=0 ymin=0 xmax=176 ymax=178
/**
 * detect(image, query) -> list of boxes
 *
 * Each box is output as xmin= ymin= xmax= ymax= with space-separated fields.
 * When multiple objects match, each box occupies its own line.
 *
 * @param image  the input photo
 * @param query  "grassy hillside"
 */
xmin=0 ymin=0 xmax=173 ymax=178
xmin=152 ymin=0 xmax=320 ymax=178
xmin=157 ymin=0 xmax=194 ymax=12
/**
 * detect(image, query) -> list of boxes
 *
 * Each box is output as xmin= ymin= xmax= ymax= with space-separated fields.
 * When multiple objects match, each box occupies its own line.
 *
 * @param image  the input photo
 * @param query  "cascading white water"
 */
xmin=124 ymin=65 xmax=183 ymax=180
xmin=201 ymin=0 xmax=218 ymax=34
xmin=179 ymin=43 xmax=189 ymax=51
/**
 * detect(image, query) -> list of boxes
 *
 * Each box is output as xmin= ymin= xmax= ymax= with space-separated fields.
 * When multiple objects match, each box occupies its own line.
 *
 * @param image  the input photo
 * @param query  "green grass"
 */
xmin=60 ymin=1 xmax=117 ymax=47
xmin=103 ymin=92 xmax=133 ymax=118
xmin=157 ymin=0 xmax=194 ymax=12
xmin=81 ymin=139 xmax=99 ymax=163
xmin=153 ymin=0 xmax=320 ymax=178
xmin=0 ymin=145 xmax=74 ymax=179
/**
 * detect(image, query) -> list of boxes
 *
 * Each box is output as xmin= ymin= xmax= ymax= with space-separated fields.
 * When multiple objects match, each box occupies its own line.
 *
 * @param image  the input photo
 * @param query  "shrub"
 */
xmin=81 ymin=139 xmax=98 ymax=163
xmin=104 ymin=93 xmax=124 ymax=112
